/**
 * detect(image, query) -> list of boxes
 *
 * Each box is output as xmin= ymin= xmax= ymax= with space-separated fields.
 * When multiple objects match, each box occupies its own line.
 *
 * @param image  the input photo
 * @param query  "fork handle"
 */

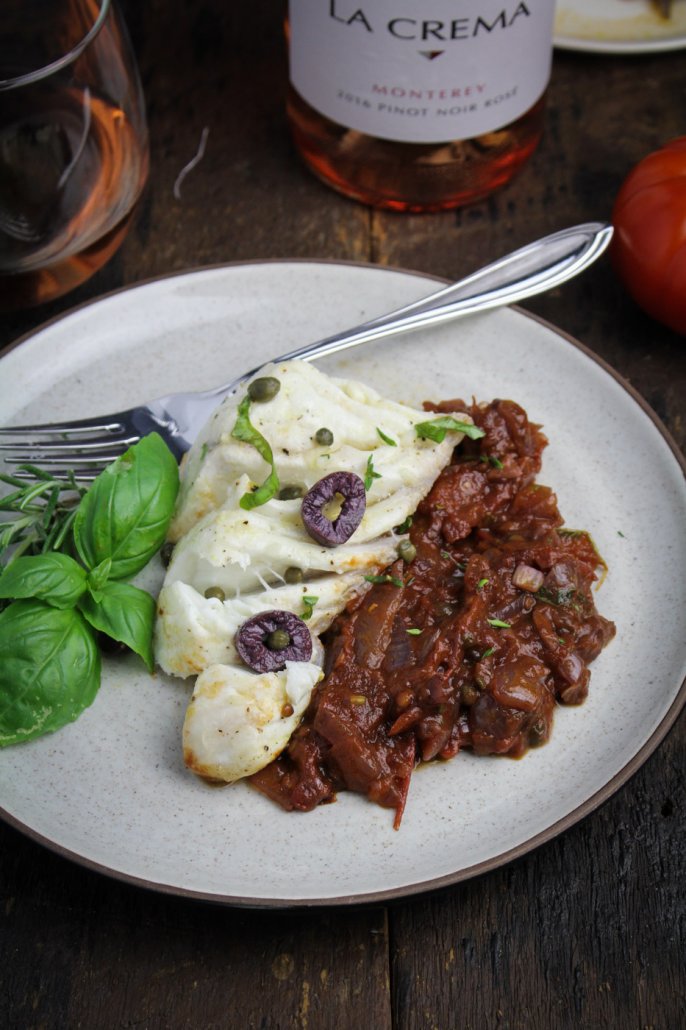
xmin=224 ymin=222 xmax=612 ymax=387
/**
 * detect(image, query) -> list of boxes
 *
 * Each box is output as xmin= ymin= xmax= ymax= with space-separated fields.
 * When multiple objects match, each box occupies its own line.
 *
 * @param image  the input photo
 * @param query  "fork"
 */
xmin=0 ymin=222 xmax=613 ymax=480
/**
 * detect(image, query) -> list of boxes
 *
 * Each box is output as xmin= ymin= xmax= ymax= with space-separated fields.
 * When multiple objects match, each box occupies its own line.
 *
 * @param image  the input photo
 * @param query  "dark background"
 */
xmin=1 ymin=3 xmax=684 ymax=1027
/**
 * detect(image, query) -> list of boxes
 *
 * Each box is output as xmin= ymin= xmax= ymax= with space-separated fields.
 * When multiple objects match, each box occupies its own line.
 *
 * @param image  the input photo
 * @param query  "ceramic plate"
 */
xmin=554 ymin=0 xmax=686 ymax=53
xmin=1 ymin=262 xmax=685 ymax=907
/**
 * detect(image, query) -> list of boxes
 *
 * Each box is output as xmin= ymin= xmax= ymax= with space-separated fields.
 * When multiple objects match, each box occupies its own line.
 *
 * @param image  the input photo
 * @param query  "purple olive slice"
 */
xmin=235 ymin=610 xmax=313 ymax=673
xmin=301 ymin=471 xmax=366 ymax=547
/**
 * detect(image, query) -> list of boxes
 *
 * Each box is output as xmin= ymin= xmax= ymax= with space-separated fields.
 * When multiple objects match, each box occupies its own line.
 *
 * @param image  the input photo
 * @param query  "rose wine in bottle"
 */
xmin=287 ymin=1 xmax=556 ymax=212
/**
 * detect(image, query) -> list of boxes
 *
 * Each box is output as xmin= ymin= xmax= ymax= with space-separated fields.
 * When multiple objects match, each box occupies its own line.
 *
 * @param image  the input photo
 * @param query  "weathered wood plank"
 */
xmin=0 ymin=821 xmax=392 ymax=1029
xmin=389 ymin=722 xmax=685 ymax=1030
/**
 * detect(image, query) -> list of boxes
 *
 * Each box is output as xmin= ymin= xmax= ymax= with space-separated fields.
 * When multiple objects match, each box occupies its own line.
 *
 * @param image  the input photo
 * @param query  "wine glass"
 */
xmin=0 ymin=0 xmax=149 ymax=310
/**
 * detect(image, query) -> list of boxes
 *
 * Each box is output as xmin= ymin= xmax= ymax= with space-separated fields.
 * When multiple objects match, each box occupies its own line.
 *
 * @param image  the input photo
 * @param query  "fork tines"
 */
xmin=0 ymin=419 xmax=138 ymax=480
xmin=0 ymin=420 xmax=125 ymax=436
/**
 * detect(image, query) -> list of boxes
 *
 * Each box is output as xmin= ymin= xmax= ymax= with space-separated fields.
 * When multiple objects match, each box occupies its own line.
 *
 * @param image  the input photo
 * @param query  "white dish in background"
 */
xmin=554 ymin=0 xmax=686 ymax=53
xmin=0 ymin=261 xmax=685 ymax=907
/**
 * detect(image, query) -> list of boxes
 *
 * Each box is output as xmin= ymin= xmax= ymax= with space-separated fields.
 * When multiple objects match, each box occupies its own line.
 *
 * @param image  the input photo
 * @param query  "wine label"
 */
xmin=289 ymin=1 xmax=555 ymax=143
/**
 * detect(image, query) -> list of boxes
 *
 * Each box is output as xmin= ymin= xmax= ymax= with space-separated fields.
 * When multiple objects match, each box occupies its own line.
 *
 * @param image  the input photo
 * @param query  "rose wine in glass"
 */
xmin=0 ymin=0 xmax=149 ymax=309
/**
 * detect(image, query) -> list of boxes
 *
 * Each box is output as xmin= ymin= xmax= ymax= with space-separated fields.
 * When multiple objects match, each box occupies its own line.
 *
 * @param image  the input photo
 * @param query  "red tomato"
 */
xmin=611 ymin=137 xmax=686 ymax=336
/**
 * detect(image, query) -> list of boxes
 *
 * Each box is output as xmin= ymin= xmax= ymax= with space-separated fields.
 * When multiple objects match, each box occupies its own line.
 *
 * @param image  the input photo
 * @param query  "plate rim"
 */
xmin=554 ymin=34 xmax=686 ymax=54
xmin=553 ymin=0 xmax=686 ymax=54
xmin=1 ymin=259 xmax=685 ymax=909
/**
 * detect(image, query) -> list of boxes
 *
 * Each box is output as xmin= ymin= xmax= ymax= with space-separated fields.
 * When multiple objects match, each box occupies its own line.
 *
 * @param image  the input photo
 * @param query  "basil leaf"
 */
xmin=231 ymin=396 xmax=280 ymax=509
xmin=0 ymin=553 xmax=87 ymax=610
xmin=0 ymin=600 xmax=100 ymax=746
xmin=415 ymin=417 xmax=486 ymax=444
xmin=86 ymin=557 xmax=112 ymax=603
xmin=79 ymin=581 xmax=156 ymax=672
xmin=73 ymin=434 xmax=179 ymax=580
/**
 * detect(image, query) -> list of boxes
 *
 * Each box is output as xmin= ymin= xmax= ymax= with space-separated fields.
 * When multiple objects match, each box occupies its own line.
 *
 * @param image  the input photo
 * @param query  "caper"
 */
xmin=397 ymin=539 xmax=416 ymax=563
xmin=528 ymin=718 xmax=548 ymax=747
xmin=395 ymin=689 xmax=414 ymax=710
xmin=461 ymin=682 xmax=480 ymax=706
xmin=278 ymin=484 xmax=304 ymax=500
xmin=204 ymin=586 xmax=225 ymax=601
xmin=266 ymin=629 xmax=291 ymax=651
xmin=284 ymin=566 xmax=304 ymax=584
xmin=160 ymin=541 xmax=174 ymax=568
xmin=247 ymin=376 xmax=280 ymax=402
xmin=315 ymin=427 xmax=334 ymax=446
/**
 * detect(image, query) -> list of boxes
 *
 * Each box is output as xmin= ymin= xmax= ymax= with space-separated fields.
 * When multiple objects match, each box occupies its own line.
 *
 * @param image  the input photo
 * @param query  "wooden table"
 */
xmin=2 ymin=4 xmax=685 ymax=1027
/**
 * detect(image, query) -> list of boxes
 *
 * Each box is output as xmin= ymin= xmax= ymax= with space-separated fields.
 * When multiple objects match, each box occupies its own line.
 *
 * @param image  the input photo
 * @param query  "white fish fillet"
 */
xmin=154 ymin=360 xmax=470 ymax=783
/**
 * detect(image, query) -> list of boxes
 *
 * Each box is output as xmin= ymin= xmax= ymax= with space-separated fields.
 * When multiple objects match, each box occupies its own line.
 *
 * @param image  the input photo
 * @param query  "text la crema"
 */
xmin=329 ymin=1 xmax=532 ymax=40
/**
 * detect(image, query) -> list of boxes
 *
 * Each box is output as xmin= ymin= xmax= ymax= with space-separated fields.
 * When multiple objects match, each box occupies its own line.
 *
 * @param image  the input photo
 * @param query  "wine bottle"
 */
xmin=287 ymin=1 xmax=556 ymax=212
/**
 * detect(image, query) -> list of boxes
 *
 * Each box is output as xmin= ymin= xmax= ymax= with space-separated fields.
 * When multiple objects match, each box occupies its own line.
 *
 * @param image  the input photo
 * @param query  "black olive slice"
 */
xmin=235 ymin=610 xmax=313 ymax=673
xmin=300 ymin=471 xmax=366 ymax=547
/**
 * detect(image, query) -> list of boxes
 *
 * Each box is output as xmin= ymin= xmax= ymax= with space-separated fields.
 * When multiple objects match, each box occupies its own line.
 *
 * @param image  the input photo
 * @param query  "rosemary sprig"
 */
xmin=0 ymin=465 xmax=87 ymax=569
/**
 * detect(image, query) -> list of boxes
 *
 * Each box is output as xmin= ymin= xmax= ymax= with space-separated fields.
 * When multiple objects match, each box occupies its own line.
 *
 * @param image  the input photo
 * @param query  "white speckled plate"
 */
xmin=554 ymin=0 xmax=686 ymax=53
xmin=1 ymin=262 xmax=685 ymax=907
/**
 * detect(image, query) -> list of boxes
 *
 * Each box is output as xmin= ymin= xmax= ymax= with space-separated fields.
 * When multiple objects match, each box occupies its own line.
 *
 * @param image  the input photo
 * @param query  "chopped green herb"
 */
xmin=376 ymin=427 xmax=397 ymax=447
xmin=481 ymin=646 xmax=495 ymax=658
xmin=487 ymin=618 xmax=511 ymax=629
xmin=617 ymin=530 xmax=625 ymax=538
xmin=477 ymin=577 xmax=489 ymax=590
xmin=364 ymin=574 xmax=404 ymax=588
xmin=364 ymin=455 xmax=382 ymax=491
xmin=406 ymin=628 xmax=422 ymax=636
xmin=231 ymin=396 xmax=280 ymax=510
xmin=394 ymin=515 xmax=413 ymax=534
xmin=441 ymin=550 xmax=466 ymax=571
xmin=301 ymin=595 xmax=319 ymax=620
xmin=415 ymin=416 xmax=486 ymax=444
xmin=480 ymin=454 xmax=504 ymax=469
xmin=536 ymin=586 xmax=580 ymax=609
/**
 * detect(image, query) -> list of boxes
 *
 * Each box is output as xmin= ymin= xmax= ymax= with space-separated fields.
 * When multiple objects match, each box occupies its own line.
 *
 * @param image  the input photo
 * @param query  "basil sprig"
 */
xmin=415 ymin=416 xmax=486 ymax=444
xmin=231 ymin=396 xmax=280 ymax=510
xmin=0 ymin=433 xmax=179 ymax=747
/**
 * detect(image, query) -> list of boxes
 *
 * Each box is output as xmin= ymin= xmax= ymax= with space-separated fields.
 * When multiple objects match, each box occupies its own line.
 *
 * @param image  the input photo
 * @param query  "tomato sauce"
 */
xmin=251 ymin=399 xmax=616 ymax=826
